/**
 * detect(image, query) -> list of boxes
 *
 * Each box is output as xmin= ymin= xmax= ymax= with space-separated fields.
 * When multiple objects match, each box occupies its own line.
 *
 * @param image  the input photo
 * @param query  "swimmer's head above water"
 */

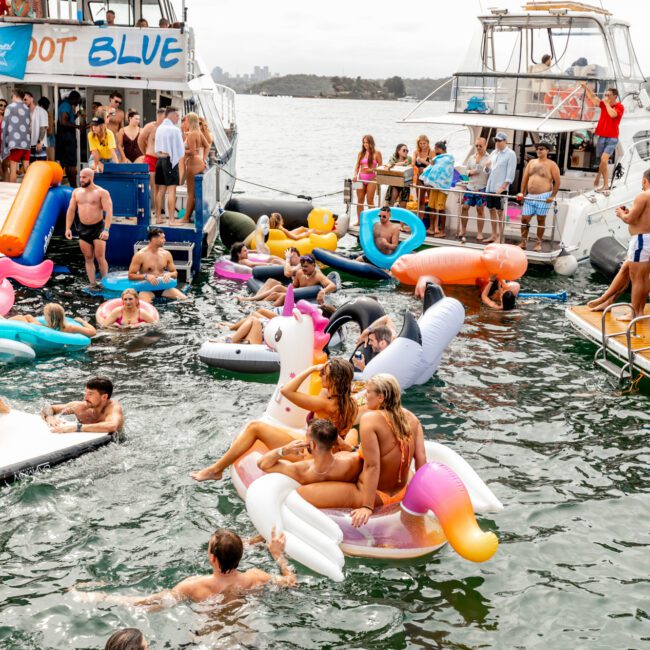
xmin=84 ymin=376 xmax=113 ymax=409
xmin=208 ymin=529 xmax=243 ymax=574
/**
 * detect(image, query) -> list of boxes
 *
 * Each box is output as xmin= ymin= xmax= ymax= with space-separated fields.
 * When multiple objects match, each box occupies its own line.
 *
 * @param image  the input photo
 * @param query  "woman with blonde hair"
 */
xmin=88 ymin=116 xmax=119 ymax=172
xmin=298 ymin=373 xmax=426 ymax=527
xmin=191 ymin=358 xmax=358 ymax=482
xmin=10 ymin=303 xmax=96 ymax=337
xmin=413 ymin=135 xmax=433 ymax=222
xmin=100 ymin=288 xmax=158 ymax=328
xmin=178 ymin=112 xmax=210 ymax=224
xmin=352 ymin=134 xmax=382 ymax=226
xmin=268 ymin=212 xmax=312 ymax=239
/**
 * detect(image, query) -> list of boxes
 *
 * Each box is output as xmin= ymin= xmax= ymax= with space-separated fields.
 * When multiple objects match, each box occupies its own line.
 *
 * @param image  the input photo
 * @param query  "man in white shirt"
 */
xmin=153 ymin=106 xmax=185 ymax=224
xmin=24 ymin=91 xmax=48 ymax=163
xmin=484 ymin=132 xmax=517 ymax=243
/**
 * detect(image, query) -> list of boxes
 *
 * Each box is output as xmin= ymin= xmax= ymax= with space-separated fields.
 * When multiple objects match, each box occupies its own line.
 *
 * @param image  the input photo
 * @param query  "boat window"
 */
xmin=86 ymin=0 xmax=134 ymax=25
xmin=141 ymin=0 xmax=164 ymax=26
xmin=610 ymin=25 xmax=643 ymax=80
xmin=632 ymin=131 xmax=650 ymax=162
xmin=567 ymin=129 xmax=597 ymax=171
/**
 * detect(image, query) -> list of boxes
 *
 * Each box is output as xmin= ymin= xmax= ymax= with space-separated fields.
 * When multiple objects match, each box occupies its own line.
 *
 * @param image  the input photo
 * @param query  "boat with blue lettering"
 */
xmin=0 ymin=0 xmax=237 ymax=282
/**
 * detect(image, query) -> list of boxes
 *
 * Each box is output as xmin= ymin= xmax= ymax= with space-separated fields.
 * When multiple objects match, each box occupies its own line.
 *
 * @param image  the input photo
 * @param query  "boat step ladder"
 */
xmin=134 ymin=241 xmax=195 ymax=284
xmin=594 ymin=303 xmax=650 ymax=382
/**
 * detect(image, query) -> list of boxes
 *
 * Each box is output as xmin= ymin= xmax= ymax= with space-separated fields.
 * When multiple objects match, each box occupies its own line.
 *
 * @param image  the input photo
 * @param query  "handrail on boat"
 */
xmin=620 ymin=135 xmax=650 ymax=185
xmin=625 ymin=314 xmax=650 ymax=381
xmin=535 ymin=85 xmax=586 ymax=129
xmin=400 ymin=77 xmax=454 ymax=121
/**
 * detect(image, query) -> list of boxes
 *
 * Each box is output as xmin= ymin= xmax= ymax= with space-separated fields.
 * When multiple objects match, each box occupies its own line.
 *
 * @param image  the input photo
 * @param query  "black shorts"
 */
xmin=77 ymin=220 xmax=104 ymax=244
xmin=154 ymin=157 xmax=179 ymax=186
xmin=486 ymin=194 xmax=505 ymax=211
xmin=30 ymin=145 xmax=47 ymax=163
xmin=56 ymin=130 xmax=77 ymax=167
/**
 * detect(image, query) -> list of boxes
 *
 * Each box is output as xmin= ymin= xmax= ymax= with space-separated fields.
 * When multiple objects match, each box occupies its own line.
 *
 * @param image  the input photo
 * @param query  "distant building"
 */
xmin=211 ymin=66 xmax=272 ymax=84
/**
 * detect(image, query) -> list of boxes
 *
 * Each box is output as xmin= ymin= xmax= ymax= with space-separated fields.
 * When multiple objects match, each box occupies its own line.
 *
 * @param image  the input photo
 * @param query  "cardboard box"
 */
xmin=375 ymin=165 xmax=413 ymax=187
xmin=571 ymin=150 xmax=591 ymax=168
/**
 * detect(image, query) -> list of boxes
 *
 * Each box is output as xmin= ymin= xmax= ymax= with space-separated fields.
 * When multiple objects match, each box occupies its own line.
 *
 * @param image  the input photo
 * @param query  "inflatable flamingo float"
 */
xmin=0 ymin=257 xmax=53 ymax=316
xmin=227 ymin=286 xmax=502 ymax=581
xmin=391 ymin=243 xmax=528 ymax=297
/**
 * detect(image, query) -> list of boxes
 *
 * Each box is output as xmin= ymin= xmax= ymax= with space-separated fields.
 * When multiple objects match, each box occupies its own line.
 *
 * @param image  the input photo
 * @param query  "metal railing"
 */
xmin=620 ymin=134 xmax=650 ymax=185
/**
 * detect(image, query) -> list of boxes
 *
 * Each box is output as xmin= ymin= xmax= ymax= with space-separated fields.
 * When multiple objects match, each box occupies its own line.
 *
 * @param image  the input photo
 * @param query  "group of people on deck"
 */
xmin=351 ymin=81 xmax=624 ymax=252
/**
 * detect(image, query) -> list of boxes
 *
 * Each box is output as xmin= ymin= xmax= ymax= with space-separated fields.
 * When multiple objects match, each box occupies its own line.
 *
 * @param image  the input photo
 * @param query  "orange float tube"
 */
xmin=391 ymin=243 xmax=528 ymax=294
xmin=0 ymin=161 xmax=64 ymax=257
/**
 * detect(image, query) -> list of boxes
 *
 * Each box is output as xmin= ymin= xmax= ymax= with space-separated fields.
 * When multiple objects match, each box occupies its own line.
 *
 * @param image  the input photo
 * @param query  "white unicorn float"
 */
xmin=224 ymin=286 xmax=503 ymax=581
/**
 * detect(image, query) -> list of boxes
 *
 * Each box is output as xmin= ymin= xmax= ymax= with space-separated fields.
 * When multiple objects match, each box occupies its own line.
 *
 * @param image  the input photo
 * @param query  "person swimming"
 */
xmin=9 ymin=302 xmax=96 ymax=337
xmin=481 ymin=277 xmax=517 ymax=311
xmin=100 ymin=289 xmax=158 ymax=328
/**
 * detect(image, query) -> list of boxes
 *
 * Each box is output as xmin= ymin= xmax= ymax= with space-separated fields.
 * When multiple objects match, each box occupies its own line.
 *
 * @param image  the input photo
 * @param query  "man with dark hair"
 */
xmin=74 ymin=527 xmax=295 ymax=608
xmin=581 ymin=83 xmax=624 ymax=192
xmin=258 ymin=418 xmax=362 ymax=484
xmin=23 ymin=91 xmax=48 ymax=163
xmin=354 ymin=204 xmax=399 ymax=261
xmin=353 ymin=315 xmax=397 ymax=371
xmin=137 ymin=107 xmax=166 ymax=210
xmin=153 ymin=106 xmax=184 ymax=224
xmin=40 ymin=376 xmax=124 ymax=434
xmin=104 ymin=628 xmax=147 ymax=650
xmin=2 ymin=88 xmax=31 ymax=182
xmin=105 ymin=9 xmax=116 ymax=26
xmin=127 ymin=227 xmax=187 ymax=301
xmin=101 ymin=91 xmax=124 ymax=136
xmin=56 ymin=90 xmax=83 ymax=187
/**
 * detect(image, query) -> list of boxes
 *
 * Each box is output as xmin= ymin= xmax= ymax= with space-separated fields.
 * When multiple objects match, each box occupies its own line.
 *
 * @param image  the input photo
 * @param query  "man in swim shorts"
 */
xmin=587 ymin=168 xmax=650 ymax=319
xmin=355 ymin=205 xmax=400 ymax=262
xmin=138 ymin=107 xmax=165 ymax=211
xmin=40 ymin=376 xmax=124 ymax=434
xmin=154 ymin=106 xmax=185 ymax=224
xmin=257 ymin=418 xmax=362 ymax=484
xmin=65 ymin=168 xmax=114 ymax=287
xmin=517 ymin=141 xmax=560 ymax=252
xmin=73 ymin=527 xmax=295 ymax=607
xmin=128 ymin=227 xmax=188 ymax=302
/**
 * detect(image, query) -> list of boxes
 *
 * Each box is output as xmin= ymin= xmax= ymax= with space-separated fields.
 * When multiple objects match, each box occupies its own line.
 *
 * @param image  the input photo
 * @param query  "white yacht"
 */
xmin=349 ymin=2 xmax=650 ymax=273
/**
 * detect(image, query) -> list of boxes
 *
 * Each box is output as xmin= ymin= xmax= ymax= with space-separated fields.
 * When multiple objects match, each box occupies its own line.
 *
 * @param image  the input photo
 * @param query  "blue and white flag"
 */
xmin=0 ymin=25 xmax=33 ymax=80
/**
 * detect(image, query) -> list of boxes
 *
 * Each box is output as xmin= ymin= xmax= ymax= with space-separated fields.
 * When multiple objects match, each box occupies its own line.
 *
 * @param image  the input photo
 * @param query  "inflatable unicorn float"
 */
xmin=227 ymin=286 xmax=503 ymax=581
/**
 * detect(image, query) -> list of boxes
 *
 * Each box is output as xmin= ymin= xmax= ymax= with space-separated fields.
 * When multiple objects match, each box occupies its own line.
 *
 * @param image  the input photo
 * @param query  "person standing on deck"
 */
xmin=23 ymin=91 xmax=48 ymax=163
xmin=56 ymin=90 xmax=83 ymax=187
xmin=484 ymin=132 xmax=516 ymax=243
xmin=100 ymin=91 xmax=125 ymax=138
xmin=2 ymin=88 xmax=31 ymax=182
xmin=138 ymin=107 xmax=165 ymax=215
xmin=580 ymin=83 xmax=624 ymax=193
xmin=153 ymin=107 xmax=184 ymax=224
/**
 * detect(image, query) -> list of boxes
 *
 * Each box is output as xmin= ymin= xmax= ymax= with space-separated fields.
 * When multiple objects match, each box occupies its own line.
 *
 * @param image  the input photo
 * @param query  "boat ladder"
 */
xmin=594 ymin=303 xmax=650 ymax=382
xmin=134 ymin=241 xmax=195 ymax=284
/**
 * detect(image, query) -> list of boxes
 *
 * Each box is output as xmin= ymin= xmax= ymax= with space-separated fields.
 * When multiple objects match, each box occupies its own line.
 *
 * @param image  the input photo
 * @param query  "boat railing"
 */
xmin=400 ymin=77 xmax=454 ymax=121
xmin=620 ymin=135 xmax=650 ymax=186
xmin=212 ymin=84 xmax=238 ymax=132
xmin=451 ymin=72 xmax=616 ymax=122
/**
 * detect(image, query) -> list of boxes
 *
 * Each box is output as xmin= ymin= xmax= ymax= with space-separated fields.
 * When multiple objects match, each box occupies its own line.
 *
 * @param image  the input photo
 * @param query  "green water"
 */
xmin=1 ymin=234 xmax=648 ymax=649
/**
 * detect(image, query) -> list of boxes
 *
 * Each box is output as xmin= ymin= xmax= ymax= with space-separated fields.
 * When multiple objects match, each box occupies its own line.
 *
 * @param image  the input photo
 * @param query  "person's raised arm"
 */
xmin=64 ymin=191 xmax=78 ymax=239
xmin=580 ymin=81 xmax=598 ymax=104
xmin=616 ymin=192 xmax=650 ymax=224
xmin=266 ymin=528 xmax=297 ymax=587
xmin=350 ymin=412 xmax=382 ymax=528
xmin=280 ymin=364 xmax=331 ymax=414
xmin=257 ymin=440 xmax=309 ymax=474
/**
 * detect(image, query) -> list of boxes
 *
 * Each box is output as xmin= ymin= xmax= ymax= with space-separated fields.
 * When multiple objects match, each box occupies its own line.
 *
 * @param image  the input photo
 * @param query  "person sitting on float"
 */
xmin=352 ymin=324 xmax=395 ymax=371
xmin=269 ymin=213 xmax=311 ymax=239
xmin=229 ymin=242 xmax=283 ymax=268
xmin=237 ymin=254 xmax=336 ymax=306
xmin=100 ymin=289 xmax=158 ymax=328
xmin=190 ymin=358 xmax=358 ymax=482
xmin=355 ymin=205 xmax=400 ymax=262
xmin=480 ymin=276 xmax=517 ymax=311
xmin=384 ymin=143 xmax=413 ymax=208
xmin=9 ymin=303 xmax=96 ymax=337
xmin=298 ymin=373 xmax=426 ymax=528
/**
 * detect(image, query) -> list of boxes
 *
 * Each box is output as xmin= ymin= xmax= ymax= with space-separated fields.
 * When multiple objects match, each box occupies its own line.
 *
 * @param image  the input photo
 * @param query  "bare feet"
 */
xmin=533 ymin=241 xmax=542 ymax=252
xmin=457 ymin=230 xmax=465 ymax=239
xmin=616 ymin=312 xmax=634 ymax=322
xmin=484 ymin=235 xmax=497 ymax=243
xmin=476 ymin=233 xmax=484 ymax=241
xmin=588 ymin=297 xmax=614 ymax=311
xmin=518 ymin=240 xmax=527 ymax=249
xmin=190 ymin=467 xmax=223 ymax=482
xmin=426 ymin=230 xmax=435 ymax=236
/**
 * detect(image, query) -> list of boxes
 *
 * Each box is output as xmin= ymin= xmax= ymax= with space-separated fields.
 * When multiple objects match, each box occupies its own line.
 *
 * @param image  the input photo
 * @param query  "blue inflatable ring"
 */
xmin=0 ymin=320 xmax=90 ymax=355
xmin=101 ymin=271 xmax=177 ymax=293
xmin=359 ymin=206 xmax=426 ymax=269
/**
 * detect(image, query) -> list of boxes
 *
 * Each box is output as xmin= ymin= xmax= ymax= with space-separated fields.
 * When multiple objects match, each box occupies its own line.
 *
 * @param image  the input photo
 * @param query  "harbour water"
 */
xmin=0 ymin=95 xmax=649 ymax=649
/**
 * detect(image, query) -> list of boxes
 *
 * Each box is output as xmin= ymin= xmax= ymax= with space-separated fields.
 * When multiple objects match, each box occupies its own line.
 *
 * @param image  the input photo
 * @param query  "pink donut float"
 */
xmin=213 ymin=254 xmax=271 ymax=281
xmin=95 ymin=298 xmax=159 ymax=328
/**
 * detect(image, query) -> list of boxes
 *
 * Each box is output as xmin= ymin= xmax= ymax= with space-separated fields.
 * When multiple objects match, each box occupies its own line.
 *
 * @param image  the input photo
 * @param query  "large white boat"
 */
xmin=0 ymin=0 xmax=237 ymax=275
xmin=348 ymin=2 xmax=649 ymax=273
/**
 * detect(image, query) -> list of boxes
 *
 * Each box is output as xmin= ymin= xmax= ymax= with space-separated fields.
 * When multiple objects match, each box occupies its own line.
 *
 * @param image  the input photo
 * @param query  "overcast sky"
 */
xmin=187 ymin=0 xmax=649 ymax=79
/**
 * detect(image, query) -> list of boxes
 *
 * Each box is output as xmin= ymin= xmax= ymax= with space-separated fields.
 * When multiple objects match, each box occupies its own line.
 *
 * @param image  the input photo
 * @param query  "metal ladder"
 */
xmin=134 ymin=241 xmax=195 ymax=284
xmin=593 ymin=303 xmax=650 ymax=382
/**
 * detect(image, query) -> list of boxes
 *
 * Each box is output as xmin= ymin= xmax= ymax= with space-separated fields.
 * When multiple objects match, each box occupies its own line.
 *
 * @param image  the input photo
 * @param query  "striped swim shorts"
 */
xmin=627 ymin=233 xmax=650 ymax=263
xmin=522 ymin=191 xmax=553 ymax=217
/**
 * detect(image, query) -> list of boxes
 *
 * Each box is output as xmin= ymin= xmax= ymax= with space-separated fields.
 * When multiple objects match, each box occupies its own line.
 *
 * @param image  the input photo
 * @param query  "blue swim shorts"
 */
xmin=596 ymin=136 xmax=618 ymax=158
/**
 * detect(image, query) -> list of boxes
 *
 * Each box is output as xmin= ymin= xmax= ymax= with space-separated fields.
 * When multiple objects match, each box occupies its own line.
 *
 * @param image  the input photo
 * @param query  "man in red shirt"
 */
xmin=581 ymin=82 xmax=624 ymax=192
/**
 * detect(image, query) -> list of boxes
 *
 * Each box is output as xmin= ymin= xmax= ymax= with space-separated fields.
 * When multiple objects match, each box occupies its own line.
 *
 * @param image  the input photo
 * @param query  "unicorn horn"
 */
xmin=282 ymin=284 xmax=295 ymax=316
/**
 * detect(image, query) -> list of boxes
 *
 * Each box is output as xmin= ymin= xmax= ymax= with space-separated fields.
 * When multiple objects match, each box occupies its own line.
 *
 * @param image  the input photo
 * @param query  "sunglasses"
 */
xmin=475 ymin=144 xmax=484 ymax=147
xmin=401 ymin=148 xmax=408 ymax=152
xmin=299 ymin=256 xmax=315 ymax=264
xmin=535 ymin=147 xmax=547 ymax=151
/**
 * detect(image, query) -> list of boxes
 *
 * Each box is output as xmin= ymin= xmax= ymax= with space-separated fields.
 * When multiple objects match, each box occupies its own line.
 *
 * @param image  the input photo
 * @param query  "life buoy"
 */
xmin=582 ymin=93 xmax=599 ymax=121
xmin=544 ymin=88 xmax=581 ymax=120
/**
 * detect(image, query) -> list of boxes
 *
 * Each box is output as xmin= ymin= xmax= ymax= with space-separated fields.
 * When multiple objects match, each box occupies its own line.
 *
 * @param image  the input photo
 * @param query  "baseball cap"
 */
xmin=91 ymin=116 xmax=105 ymax=126
xmin=494 ymin=132 xmax=508 ymax=142
xmin=536 ymin=140 xmax=551 ymax=150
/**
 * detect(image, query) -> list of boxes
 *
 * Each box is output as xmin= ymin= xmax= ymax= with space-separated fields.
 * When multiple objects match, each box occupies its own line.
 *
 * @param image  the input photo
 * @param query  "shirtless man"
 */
xmin=137 ymin=107 xmax=165 ymax=210
xmin=258 ymin=418 xmax=361 ymax=484
xmin=356 ymin=205 xmax=400 ymax=262
xmin=238 ymin=254 xmax=336 ymax=306
xmin=73 ymin=527 xmax=295 ymax=609
xmin=127 ymin=227 xmax=187 ymax=302
xmin=352 ymin=324 xmax=395 ymax=371
xmin=587 ymin=168 xmax=650 ymax=319
xmin=40 ymin=376 xmax=124 ymax=434
xmin=65 ymin=168 xmax=113 ymax=287
xmin=100 ymin=91 xmax=125 ymax=137
xmin=298 ymin=373 xmax=426 ymax=528
xmin=517 ymin=141 xmax=560 ymax=252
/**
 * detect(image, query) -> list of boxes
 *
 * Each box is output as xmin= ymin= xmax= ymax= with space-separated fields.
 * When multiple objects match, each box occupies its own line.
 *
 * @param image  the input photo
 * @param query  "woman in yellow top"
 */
xmin=87 ymin=115 xmax=118 ymax=171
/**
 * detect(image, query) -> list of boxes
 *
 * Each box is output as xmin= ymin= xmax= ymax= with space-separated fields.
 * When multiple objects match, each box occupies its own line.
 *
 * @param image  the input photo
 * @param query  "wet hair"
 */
xmin=606 ymin=87 xmax=619 ymax=99
xmin=147 ymin=227 xmax=164 ymax=240
xmin=369 ymin=325 xmax=394 ymax=345
xmin=501 ymin=290 xmax=516 ymax=311
xmin=308 ymin=418 xmax=339 ymax=450
xmin=38 ymin=96 xmax=50 ymax=110
xmin=230 ymin=242 xmax=246 ymax=262
xmin=44 ymin=303 xmax=66 ymax=330
xmin=121 ymin=288 xmax=139 ymax=304
xmin=104 ymin=627 xmax=145 ymax=650
xmin=164 ymin=106 xmax=179 ymax=117
xmin=643 ymin=168 xmax=650 ymax=183
xmin=358 ymin=134 xmax=376 ymax=167
xmin=269 ymin=213 xmax=283 ymax=229
xmin=367 ymin=374 xmax=411 ymax=442
xmin=394 ymin=143 xmax=407 ymax=159
xmin=322 ymin=358 xmax=357 ymax=433
xmin=434 ymin=140 xmax=447 ymax=152
xmin=12 ymin=88 xmax=25 ymax=100
xmin=208 ymin=529 xmax=243 ymax=573
xmin=86 ymin=376 xmax=114 ymax=398
xmin=542 ymin=54 xmax=551 ymax=64
xmin=318 ymin=303 xmax=336 ymax=318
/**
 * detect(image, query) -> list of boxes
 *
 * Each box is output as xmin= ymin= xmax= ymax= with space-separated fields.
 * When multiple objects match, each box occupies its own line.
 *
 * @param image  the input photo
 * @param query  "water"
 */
xmin=1 ymin=96 xmax=649 ymax=649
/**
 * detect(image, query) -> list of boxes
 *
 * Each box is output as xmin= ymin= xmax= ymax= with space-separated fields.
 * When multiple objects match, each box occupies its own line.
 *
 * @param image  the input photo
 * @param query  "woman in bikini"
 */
xmin=353 ymin=135 xmax=382 ymax=226
xmin=298 ymin=373 xmax=426 ymax=527
xmin=413 ymin=135 xmax=433 ymax=223
xmin=178 ymin=112 xmax=211 ymax=224
xmin=9 ymin=303 xmax=96 ymax=337
xmin=100 ymin=288 xmax=157 ymax=328
xmin=190 ymin=358 xmax=358 ymax=482
xmin=117 ymin=111 xmax=143 ymax=163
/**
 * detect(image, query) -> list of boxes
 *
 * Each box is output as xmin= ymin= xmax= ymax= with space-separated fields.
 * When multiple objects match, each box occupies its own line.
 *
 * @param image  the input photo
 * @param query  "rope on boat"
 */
xmin=220 ymin=167 xmax=343 ymax=202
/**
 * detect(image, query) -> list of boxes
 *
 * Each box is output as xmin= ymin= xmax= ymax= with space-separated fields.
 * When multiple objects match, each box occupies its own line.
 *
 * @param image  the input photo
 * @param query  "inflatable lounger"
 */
xmin=0 ymin=319 xmax=90 ymax=355
xmin=0 ymin=409 xmax=112 ymax=484
xmin=313 ymin=248 xmax=391 ymax=281
xmin=246 ymin=271 xmax=341 ymax=303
